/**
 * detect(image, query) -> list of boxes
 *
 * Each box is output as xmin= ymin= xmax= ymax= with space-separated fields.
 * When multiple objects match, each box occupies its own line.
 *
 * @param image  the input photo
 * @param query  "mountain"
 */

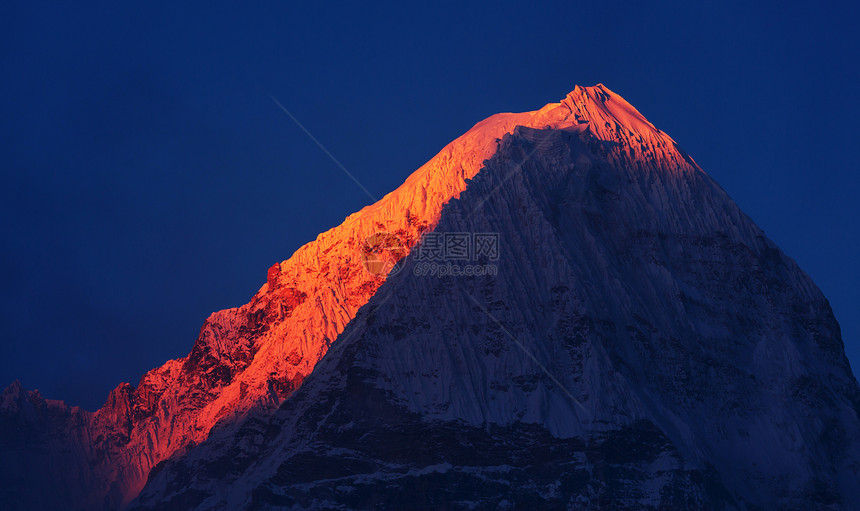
xmin=4 ymin=85 xmax=860 ymax=510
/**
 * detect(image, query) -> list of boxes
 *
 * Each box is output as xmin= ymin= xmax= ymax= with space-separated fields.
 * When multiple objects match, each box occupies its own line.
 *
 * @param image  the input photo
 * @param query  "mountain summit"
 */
xmin=3 ymin=86 xmax=859 ymax=510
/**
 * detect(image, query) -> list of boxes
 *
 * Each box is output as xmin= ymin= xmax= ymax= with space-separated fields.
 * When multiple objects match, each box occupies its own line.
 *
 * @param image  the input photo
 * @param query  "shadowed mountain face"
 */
xmin=4 ymin=85 xmax=860 ymax=510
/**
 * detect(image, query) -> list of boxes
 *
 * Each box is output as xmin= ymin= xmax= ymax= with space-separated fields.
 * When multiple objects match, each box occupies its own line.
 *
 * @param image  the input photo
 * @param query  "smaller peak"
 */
xmin=1 ymin=380 xmax=31 ymax=412
xmin=570 ymin=84 xmax=591 ymax=95
xmin=568 ymin=84 xmax=616 ymax=103
xmin=3 ymin=379 xmax=23 ymax=396
xmin=593 ymin=83 xmax=616 ymax=97
xmin=111 ymin=382 xmax=134 ymax=393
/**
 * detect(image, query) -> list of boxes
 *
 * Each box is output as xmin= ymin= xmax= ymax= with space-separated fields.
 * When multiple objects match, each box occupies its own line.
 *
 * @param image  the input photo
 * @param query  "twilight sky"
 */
xmin=1 ymin=1 xmax=858 ymax=411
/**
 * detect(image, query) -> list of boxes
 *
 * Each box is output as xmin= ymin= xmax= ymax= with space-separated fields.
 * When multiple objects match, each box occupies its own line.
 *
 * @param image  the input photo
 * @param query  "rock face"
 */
xmin=4 ymin=85 xmax=860 ymax=510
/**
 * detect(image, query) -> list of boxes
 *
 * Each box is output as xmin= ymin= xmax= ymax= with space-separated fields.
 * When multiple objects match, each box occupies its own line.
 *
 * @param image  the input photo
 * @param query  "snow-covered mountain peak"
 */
xmin=126 ymin=85 xmax=860 ymax=511
xmin=6 ymin=85 xmax=853 ymax=510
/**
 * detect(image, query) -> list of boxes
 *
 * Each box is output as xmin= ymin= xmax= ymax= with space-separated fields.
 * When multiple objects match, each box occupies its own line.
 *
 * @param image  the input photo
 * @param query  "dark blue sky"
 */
xmin=2 ymin=1 xmax=858 ymax=411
